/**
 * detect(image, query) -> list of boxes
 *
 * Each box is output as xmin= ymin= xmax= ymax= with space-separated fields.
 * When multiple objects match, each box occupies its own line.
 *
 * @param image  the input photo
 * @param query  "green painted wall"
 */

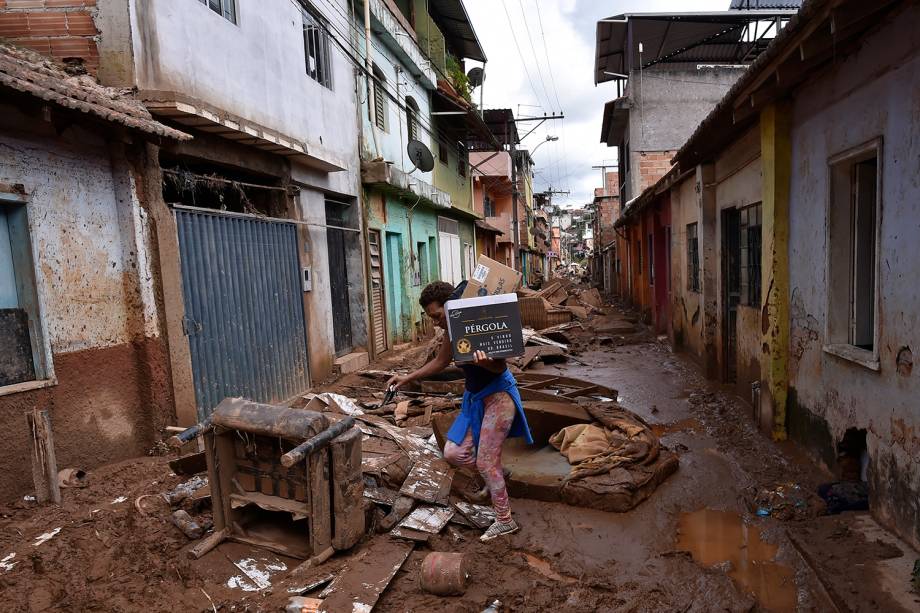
xmin=368 ymin=188 xmax=443 ymax=344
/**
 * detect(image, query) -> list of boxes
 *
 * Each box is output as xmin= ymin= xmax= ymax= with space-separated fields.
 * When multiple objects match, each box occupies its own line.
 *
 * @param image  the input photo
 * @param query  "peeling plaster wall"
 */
xmin=0 ymin=110 xmax=170 ymax=499
xmin=669 ymin=174 xmax=704 ymax=363
xmin=787 ymin=7 xmax=920 ymax=548
xmin=714 ymin=128 xmax=763 ymax=400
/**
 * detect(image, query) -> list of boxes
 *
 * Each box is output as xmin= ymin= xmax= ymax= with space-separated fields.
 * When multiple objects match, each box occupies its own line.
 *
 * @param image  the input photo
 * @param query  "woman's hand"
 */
xmin=386 ymin=373 xmax=412 ymax=390
xmin=472 ymin=350 xmax=494 ymax=366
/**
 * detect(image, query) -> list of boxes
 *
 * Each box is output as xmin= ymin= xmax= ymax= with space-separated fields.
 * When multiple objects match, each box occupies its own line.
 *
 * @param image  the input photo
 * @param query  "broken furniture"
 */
xmin=174 ymin=397 xmax=364 ymax=562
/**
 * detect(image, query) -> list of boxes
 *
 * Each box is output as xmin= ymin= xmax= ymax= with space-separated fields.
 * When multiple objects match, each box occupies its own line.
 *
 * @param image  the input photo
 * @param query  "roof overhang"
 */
xmin=432 ymin=85 xmax=499 ymax=148
xmin=600 ymin=97 xmax=630 ymax=146
xmin=143 ymin=92 xmax=347 ymax=172
xmin=361 ymin=159 xmax=451 ymax=210
xmin=427 ymin=0 xmax=486 ymax=62
xmin=594 ymin=10 xmax=800 ymax=85
xmin=475 ymin=219 xmax=504 ymax=235
xmin=674 ymin=0 xmax=906 ymax=170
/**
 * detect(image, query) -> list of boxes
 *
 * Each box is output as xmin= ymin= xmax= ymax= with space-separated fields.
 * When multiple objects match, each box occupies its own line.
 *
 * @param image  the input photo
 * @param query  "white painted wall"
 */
xmin=787 ymin=6 xmax=920 ymax=547
xmin=129 ymin=0 xmax=360 ymax=194
xmin=0 ymin=123 xmax=158 ymax=355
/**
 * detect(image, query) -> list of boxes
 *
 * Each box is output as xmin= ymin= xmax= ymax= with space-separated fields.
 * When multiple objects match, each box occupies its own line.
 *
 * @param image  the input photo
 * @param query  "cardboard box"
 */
xmin=461 ymin=255 xmax=523 ymax=298
xmin=445 ymin=294 xmax=525 ymax=362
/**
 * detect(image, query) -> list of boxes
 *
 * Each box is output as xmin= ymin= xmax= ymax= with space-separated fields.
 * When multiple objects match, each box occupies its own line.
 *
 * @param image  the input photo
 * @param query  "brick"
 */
xmin=0 ymin=12 xmax=28 ymax=36
xmin=49 ymin=35 xmax=97 ymax=57
xmin=25 ymin=12 xmax=68 ymax=36
xmin=65 ymin=11 xmax=96 ymax=35
xmin=46 ymin=0 xmax=96 ymax=6
xmin=5 ymin=0 xmax=44 ymax=8
xmin=11 ymin=36 xmax=50 ymax=53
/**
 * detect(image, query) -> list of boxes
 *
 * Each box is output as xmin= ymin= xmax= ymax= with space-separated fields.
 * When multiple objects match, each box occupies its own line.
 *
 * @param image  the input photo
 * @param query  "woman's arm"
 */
xmin=387 ymin=334 xmax=452 ymax=389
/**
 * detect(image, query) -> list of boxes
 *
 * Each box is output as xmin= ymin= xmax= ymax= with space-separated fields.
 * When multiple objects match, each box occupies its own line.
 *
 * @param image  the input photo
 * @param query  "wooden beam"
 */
xmin=27 ymin=408 xmax=60 ymax=505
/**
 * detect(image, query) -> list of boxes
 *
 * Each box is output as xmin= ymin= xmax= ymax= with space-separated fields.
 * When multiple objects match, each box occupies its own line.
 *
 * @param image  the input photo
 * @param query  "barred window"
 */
xmin=457 ymin=143 xmax=468 ymax=177
xmin=687 ymin=222 xmax=700 ymax=292
xmin=406 ymin=97 xmax=420 ymax=142
xmin=740 ymin=204 xmax=762 ymax=306
xmin=303 ymin=8 xmax=332 ymax=89
xmin=371 ymin=66 xmax=387 ymax=131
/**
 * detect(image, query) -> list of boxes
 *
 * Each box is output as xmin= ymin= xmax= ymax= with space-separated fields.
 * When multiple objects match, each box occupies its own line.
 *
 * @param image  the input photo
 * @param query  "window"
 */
xmin=406 ymin=96 xmax=420 ymax=142
xmin=415 ymin=242 xmax=428 ymax=286
xmin=648 ymin=233 xmax=654 ymax=285
xmin=198 ymin=0 xmax=236 ymax=24
xmin=1 ymin=192 xmax=51 ymax=390
xmin=303 ymin=8 xmax=332 ymax=89
xmin=826 ymin=140 xmax=881 ymax=364
xmin=483 ymin=194 xmax=495 ymax=218
xmin=687 ymin=222 xmax=700 ymax=292
xmin=739 ymin=203 xmax=762 ymax=306
xmin=438 ymin=141 xmax=449 ymax=166
xmin=371 ymin=66 xmax=387 ymax=131
xmin=457 ymin=143 xmax=468 ymax=178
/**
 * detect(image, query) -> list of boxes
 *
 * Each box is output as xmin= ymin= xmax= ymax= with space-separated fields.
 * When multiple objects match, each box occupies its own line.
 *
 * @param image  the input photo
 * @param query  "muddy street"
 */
xmin=0 ymin=305 xmax=915 ymax=612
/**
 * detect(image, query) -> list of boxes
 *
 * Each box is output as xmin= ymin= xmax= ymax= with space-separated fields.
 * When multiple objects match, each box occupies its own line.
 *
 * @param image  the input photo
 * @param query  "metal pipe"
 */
xmin=280 ymin=417 xmax=356 ymax=467
xmin=168 ymin=415 xmax=213 ymax=448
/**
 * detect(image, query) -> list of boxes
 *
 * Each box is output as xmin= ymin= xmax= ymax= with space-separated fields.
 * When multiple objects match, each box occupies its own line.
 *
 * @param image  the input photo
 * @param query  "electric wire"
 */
xmin=517 ymin=0 xmax=555 ymax=111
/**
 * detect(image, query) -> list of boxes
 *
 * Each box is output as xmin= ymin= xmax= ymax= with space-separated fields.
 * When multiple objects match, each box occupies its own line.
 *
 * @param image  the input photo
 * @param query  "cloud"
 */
xmin=465 ymin=0 xmax=728 ymax=208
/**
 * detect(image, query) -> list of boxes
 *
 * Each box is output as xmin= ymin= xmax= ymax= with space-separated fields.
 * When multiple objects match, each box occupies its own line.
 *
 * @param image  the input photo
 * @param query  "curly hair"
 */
xmin=419 ymin=281 xmax=454 ymax=308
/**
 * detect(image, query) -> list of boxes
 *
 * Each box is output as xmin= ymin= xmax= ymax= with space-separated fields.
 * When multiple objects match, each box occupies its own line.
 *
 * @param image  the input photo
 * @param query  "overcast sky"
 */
xmin=465 ymin=0 xmax=728 ymax=209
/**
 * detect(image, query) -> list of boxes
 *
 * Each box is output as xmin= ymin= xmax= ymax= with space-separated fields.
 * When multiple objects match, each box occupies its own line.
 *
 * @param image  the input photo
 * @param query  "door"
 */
xmin=385 ymin=232 xmax=404 ymax=343
xmin=464 ymin=242 xmax=474 ymax=281
xmin=367 ymin=230 xmax=388 ymax=355
xmin=722 ymin=208 xmax=741 ymax=383
xmin=175 ymin=208 xmax=310 ymax=420
xmin=325 ymin=200 xmax=354 ymax=356
xmin=437 ymin=217 xmax=462 ymax=286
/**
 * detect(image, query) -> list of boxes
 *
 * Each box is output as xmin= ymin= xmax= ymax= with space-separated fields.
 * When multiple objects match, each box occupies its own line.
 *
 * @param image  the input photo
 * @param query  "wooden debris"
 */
xmin=419 ymin=379 xmax=465 ymax=395
xmin=400 ymin=458 xmax=454 ymax=504
xmin=364 ymin=485 xmax=399 ymax=506
xmin=378 ymin=495 xmax=415 ymax=531
xmin=564 ymin=305 xmax=589 ymax=320
xmin=389 ymin=526 xmax=431 ymax=542
xmin=169 ymin=451 xmax=207 ymax=476
xmin=398 ymin=505 xmax=455 ymax=533
xmin=453 ymin=501 xmax=496 ymax=529
xmin=27 ymin=408 xmax=61 ymax=505
xmin=187 ymin=528 xmax=228 ymax=560
xmin=317 ymin=539 xmax=413 ymax=613
xmin=579 ymin=288 xmax=603 ymax=308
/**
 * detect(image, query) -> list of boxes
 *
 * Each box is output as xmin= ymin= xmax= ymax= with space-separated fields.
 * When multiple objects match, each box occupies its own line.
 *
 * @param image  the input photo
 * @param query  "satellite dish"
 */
xmin=407 ymin=140 xmax=435 ymax=173
xmin=467 ymin=67 xmax=485 ymax=88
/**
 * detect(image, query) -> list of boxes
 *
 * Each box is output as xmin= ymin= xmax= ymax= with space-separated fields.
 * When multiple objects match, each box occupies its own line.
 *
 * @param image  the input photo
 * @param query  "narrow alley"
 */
xmin=1 ymin=0 xmax=920 ymax=611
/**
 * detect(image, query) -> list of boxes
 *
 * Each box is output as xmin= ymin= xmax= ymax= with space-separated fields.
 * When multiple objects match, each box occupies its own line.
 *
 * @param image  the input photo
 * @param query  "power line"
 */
xmin=501 ymin=0 xmax=546 ymax=111
xmin=533 ymin=0 xmax=562 ymax=112
xmin=517 ymin=0 xmax=555 ymax=111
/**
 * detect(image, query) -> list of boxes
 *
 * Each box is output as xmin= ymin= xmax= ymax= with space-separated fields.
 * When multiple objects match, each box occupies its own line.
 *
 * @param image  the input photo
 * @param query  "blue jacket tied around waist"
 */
xmin=446 ymin=368 xmax=534 ymax=448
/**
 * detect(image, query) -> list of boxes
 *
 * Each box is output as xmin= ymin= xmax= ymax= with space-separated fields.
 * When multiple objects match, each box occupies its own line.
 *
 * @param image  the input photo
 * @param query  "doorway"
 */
xmin=722 ymin=208 xmax=741 ymax=383
xmin=325 ymin=199 xmax=355 ymax=356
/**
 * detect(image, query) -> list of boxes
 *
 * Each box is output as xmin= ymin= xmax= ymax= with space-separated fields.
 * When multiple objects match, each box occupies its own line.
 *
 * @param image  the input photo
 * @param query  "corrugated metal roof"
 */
xmin=0 ymin=43 xmax=189 ymax=141
xmin=730 ymin=0 xmax=803 ymax=9
xmin=594 ymin=10 xmax=799 ymax=84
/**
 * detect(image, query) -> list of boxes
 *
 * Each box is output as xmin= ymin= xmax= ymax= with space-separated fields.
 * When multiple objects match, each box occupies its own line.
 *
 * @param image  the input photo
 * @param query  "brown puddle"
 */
xmin=651 ymin=418 xmax=703 ymax=438
xmin=677 ymin=509 xmax=796 ymax=612
xmin=521 ymin=552 xmax=578 ymax=584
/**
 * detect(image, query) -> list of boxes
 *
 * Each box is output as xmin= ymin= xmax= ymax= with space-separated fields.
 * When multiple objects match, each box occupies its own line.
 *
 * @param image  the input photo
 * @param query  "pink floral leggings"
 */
xmin=443 ymin=392 xmax=516 ymax=523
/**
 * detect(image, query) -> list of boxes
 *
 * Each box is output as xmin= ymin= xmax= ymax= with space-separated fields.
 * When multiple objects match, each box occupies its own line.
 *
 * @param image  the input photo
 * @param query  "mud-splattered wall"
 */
xmin=787 ymin=7 xmax=920 ymax=550
xmin=669 ymin=174 xmax=704 ymax=365
xmin=0 ymin=107 xmax=172 ymax=500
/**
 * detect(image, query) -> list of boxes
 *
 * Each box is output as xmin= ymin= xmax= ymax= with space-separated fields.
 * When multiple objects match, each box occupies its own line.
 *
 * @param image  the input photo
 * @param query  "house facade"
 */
xmin=603 ymin=0 xmax=920 ymax=549
xmin=0 ymin=43 xmax=188 ymax=498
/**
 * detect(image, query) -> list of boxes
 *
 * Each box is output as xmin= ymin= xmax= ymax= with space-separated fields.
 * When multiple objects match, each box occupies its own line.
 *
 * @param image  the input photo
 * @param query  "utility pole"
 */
xmin=508 ymin=112 xmax=565 ymax=274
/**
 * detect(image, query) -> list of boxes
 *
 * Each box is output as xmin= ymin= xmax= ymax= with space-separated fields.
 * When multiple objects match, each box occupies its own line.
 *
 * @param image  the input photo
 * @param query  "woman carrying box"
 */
xmin=387 ymin=281 xmax=533 ymax=541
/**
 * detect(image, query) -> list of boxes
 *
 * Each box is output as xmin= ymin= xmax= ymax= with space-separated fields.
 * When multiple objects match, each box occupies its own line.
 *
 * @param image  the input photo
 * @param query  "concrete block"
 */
xmin=334 ymin=351 xmax=369 ymax=374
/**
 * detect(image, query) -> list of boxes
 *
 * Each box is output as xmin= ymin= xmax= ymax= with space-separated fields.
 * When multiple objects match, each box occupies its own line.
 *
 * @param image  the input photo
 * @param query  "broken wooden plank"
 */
xmin=27 ymin=408 xmax=60 ymax=504
xmin=398 ymin=505 xmax=454 ymax=533
xmin=318 ymin=538 xmax=413 ymax=613
xmin=399 ymin=457 xmax=454 ymax=504
xmin=453 ymin=501 xmax=496 ymax=530
xmin=389 ymin=526 xmax=431 ymax=542
xmin=364 ymin=486 xmax=399 ymax=506
xmin=169 ymin=451 xmax=207 ymax=476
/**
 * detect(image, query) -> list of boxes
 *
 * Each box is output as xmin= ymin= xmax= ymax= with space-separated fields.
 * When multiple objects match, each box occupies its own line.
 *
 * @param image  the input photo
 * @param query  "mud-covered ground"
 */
xmin=1 ymin=305 xmax=917 ymax=612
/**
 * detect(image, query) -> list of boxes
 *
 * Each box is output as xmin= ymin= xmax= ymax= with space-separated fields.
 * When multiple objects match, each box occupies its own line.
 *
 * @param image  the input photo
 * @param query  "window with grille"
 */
xmin=739 ymin=203 xmax=762 ymax=307
xmin=457 ymin=143 xmax=468 ymax=178
xmin=199 ymin=0 xmax=236 ymax=23
xmin=372 ymin=67 xmax=387 ymax=131
xmin=687 ymin=222 xmax=700 ymax=292
xmin=303 ymin=8 xmax=332 ymax=89
xmin=438 ymin=141 xmax=449 ymax=165
xmin=406 ymin=97 xmax=420 ymax=142
xmin=483 ymin=194 xmax=495 ymax=218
